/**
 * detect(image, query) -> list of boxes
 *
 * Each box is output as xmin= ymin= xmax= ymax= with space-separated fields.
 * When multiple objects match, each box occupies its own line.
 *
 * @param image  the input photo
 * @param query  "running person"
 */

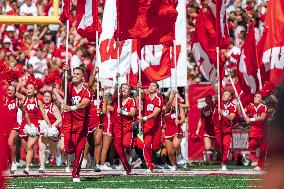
xmin=55 ymin=66 xmax=91 ymax=182
xmin=4 ymin=85 xmax=30 ymax=174
xmin=38 ymin=91 xmax=62 ymax=173
xmin=212 ymin=89 xmax=236 ymax=171
xmin=138 ymin=81 xmax=163 ymax=172
xmin=244 ymin=93 xmax=268 ymax=171
xmin=164 ymin=90 xmax=185 ymax=171
xmin=112 ymin=83 xmax=136 ymax=174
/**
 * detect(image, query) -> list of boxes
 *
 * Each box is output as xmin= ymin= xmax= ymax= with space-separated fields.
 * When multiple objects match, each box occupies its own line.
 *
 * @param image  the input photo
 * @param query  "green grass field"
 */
xmin=4 ymin=164 xmax=264 ymax=189
xmin=6 ymin=175 xmax=263 ymax=189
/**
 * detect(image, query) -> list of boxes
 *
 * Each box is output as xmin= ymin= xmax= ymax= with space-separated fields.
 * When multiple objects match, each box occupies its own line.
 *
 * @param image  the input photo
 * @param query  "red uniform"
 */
xmin=246 ymin=103 xmax=268 ymax=168
xmin=142 ymin=92 xmax=163 ymax=170
xmin=43 ymin=103 xmax=61 ymax=141
xmin=88 ymin=95 xmax=102 ymax=133
xmin=201 ymin=105 xmax=215 ymax=138
xmin=112 ymin=96 xmax=136 ymax=173
xmin=4 ymin=97 xmax=20 ymax=132
xmin=103 ymin=113 xmax=113 ymax=136
xmin=164 ymin=107 xmax=184 ymax=139
xmin=62 ymin=83 xmax=91 ymax=178
xmin=20 ymin=97 xmax=40 ymax=138
xmin=213 ymin=102 xmax=236 ymax=165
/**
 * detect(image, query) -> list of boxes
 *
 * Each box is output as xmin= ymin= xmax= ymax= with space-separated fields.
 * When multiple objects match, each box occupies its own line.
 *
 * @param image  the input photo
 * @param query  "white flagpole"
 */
xmin=173 ymin=41 xmax=179 ymax=115
xmin=64 ymin=20 xmax=70 ymax=103
xmin=138 ymin=40 xmax=142 ymax=130
xmin=96 ymin=30 xmax=100 ymax=113
xmin=216 ymin=47 xmax=221 ymax=120
xmin=116 ymin=39 xmax=120 ymax=110
xmin=257 ymin=69 xmax=263 ymax=90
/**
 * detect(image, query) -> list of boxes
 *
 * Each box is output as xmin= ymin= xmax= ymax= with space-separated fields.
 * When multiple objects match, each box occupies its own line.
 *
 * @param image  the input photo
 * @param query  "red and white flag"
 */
xmin=192 ymin=0 xmax=229 ymax=82
xmin=59 ymin=0 xmax=71 ymax=23
xmin=76 ymin=0 xmax=100 ymax=42
xmin=116 ymin=0 xmax=177 ymax=46
xmin=237 ymin=20 xmax=259 ymax=95
xmin=257 ymin=0 xmax=284 ymax=85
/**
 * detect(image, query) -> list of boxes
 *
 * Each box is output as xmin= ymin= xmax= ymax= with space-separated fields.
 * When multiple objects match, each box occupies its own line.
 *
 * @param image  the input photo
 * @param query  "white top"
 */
xmin=20 ymin=3 xmax=38 ymax=16
xmin=28 ymin=56 xmax=47 ymax=79
xmin=70 ymin=55 xmax=82 ymax=76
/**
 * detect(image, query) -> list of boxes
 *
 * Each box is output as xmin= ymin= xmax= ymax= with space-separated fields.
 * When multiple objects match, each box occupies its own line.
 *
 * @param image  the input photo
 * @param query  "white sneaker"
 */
xmin=23 ymin=167 xmax=29 ymax=175
xmin=162 ymin=163 xmax=170 ymax=169
xmin=65 ymin=167 xmax=71 ymax=173
xmin=100 ymin=163 xmax=112 ymax=170
xmin=72 ymin=177 xmax=80 ymax=182
xmin=170 ymin=165 xmax=177 ymax=172
xmin=94 ymin=164 xmax=101 ymax=172
xmin=81 ymin=159 xmax=87 ymax=168
xmin=254 ymin=166 xmax=262 ymax=171
xmin=132 ymin=158 xmax=142 ymax=169
xmin=10 ymin=163 xmax=17 ymax=174
xmin=221 ymin=164 xmax=227 ymax=171
xmin=38 ymin=166 xmax=45 ymax=173
xmin=115 ymin=164 xmax=123 ymax=170
xmin=177 ymin=155 xmax=186 ymax=165
xmin=145 ymin=169 xmax=153 ymax=173
xmin=123 ymin=171 xmax=131 ymax=175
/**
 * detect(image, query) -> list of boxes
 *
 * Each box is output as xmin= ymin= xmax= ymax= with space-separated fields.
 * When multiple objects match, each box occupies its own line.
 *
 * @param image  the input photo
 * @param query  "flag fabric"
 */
xmin=116 ymin=0 xmax=177 ymax=46
xmin=128 ymin=0 xmax=187 ymax=88
xmin=215 ymin=0 xmax=230 ymax=48
xmin=237 ymin=20 xmax=259 ymax=95
xmin=257 ymin=0 xmax=284 ymax=85
xmin=59 ymin=0 xmax=71 ymax=23
xmin=97 ymin=0 xmax=133 ymax=86
xmin=76 ymin=0 xmax=100 ymax=42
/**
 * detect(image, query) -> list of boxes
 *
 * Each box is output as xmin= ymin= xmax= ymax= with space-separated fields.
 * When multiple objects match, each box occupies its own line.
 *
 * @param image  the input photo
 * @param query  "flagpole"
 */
xmin=173 ymin=40 xmax=179 ymax=115
xmin=138 ymin=39 xmax=142 ymax=130
xmin=64 ymin=19 xmax=70 ymax=103
xmin=216 ymin=46 xmax=221 ymax=120
xmin=116 ymin=39 xmax=120 ymax=110
xmin=96 ymin=30 xmax=100 ymax=114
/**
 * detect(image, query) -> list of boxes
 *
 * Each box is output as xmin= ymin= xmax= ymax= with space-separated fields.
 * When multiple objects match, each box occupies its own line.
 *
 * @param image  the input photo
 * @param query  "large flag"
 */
xmin=116 ymin=0 xmax=177 ymax=46
xmin=237 ymin=20 xmax=259 ymax=95
xmin=192 ymin=0 xmax=229 ymax=82
xmin=257 ymin=0 xmax=284 ymax=85
xmin=59 ymin=0 xmax=71 ymax=23
xmin=76 ymin=0 xmax=100 ymax=42
xmin=97 ymin=0 xmax=134 ymax=85
xmin=128 ymin=0 xmax=187 ymax=88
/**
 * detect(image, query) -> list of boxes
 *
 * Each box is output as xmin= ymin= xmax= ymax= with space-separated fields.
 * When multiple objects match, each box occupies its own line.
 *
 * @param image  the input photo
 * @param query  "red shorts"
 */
xmin=19 ymin=119 xmax=39 ymax=138
xmin=164 ymin=124 xmax=184 ymax=139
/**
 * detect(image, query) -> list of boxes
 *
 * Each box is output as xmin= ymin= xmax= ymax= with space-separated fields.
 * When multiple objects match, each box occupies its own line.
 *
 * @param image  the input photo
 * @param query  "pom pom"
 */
xmin=23 ymin=123 xmax=38 ymax=137
xmin=47 ymin=127 xmax=59 ymax=140
xmin=260 ymin=81 xmax=275 ymax=98
xmin=26 ymin=77 xmax=44 ymax=90
xmin=44 ymin=70 xmax=61 ymax=86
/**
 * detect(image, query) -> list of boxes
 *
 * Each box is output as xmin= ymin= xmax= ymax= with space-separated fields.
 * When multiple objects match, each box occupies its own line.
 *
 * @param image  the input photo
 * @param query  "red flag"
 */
xmin=215 ymin=0 xmax=230 ymax=48
xmin=116 ymin=0 xmax=177 ymax=46
xmin=59 ymin=0 xmax=71 ymax=23
xmin=76 ymin=0 xmax=101 ymax=42
xmin=192 ymin=7 xmax=218 ymax=82
xmin=237 ymin=20 xmax=259 ymax=95
xmin=257 ymin=0 xmax=284 ymax=85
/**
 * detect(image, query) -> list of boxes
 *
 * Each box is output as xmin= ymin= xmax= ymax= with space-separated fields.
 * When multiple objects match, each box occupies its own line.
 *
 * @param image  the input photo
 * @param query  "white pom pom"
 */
xmin=24 ymin=123 xmax=38 ymax=137
xmin=47 ymin=127 xmax=59 ymax=140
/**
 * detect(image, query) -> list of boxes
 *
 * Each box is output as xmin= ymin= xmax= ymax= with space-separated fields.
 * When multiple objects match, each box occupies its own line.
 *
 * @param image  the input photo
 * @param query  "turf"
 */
xmin=6 ymin=175 xmax=262 ymax=189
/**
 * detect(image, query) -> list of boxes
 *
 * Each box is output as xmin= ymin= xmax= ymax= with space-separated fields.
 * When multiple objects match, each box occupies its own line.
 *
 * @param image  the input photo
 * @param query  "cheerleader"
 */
xmin=18 ymin=81 xmax=51 ymax=175
xmin=4 ymin=85 xmax=30 ymax=174
xmin=164 ymin=90 xmax=185 ymax=171
xmin=38 ymin=91 xmax=62 ymax=173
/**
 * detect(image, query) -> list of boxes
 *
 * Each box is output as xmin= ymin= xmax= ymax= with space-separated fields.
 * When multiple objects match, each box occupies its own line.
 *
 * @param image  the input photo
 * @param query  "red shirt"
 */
xmin=23 ymin=97 xmax=39 ymax=121
xmin=246 ymin=103 xmax=267 ymax=128
xmin=201 ymin=105 xmax=214 ymax=128
xmin=213 ymin=102 xmax=236 ymax=129
xmin=4 ymin=96 xmax=19 ymax=125
xmin=143 ymin=92 xmax=163 ymax=128
xmin=66 ymin=82 xmax=91 ymax=122
xmin=113 ymin=96 xmax=136 ymax=132
xmin=43 ymin=103 xmax=56 ymax=124
xmin=89 ymin=95 xmax=102 ymax=127
xmin=165 ymin=106 xmax=180 ymax=127
xmin=53 ymin=45 xmax=73 ymax=61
